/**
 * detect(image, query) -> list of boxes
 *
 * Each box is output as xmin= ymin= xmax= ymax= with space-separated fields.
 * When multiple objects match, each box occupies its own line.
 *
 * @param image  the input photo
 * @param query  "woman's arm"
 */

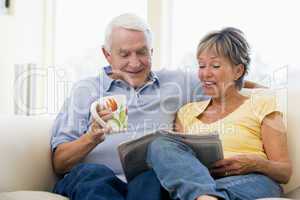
xmin=174 ymin=116 xmax=184 ymax=132
xmin=258 ymin=111 xmax=292 ymax=183
xmin=212 ymin=112 xmax=292 ymax=183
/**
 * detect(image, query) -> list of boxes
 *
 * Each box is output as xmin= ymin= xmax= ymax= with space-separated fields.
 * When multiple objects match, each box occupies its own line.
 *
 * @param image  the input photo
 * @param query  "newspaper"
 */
xmin=118 ymin=129 xmax=223 ymax=182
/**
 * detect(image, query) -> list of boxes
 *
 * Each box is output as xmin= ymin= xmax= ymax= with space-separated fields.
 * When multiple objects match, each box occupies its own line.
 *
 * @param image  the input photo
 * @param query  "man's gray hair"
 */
xmin=103 ymin=13 xmax=152 ymax=52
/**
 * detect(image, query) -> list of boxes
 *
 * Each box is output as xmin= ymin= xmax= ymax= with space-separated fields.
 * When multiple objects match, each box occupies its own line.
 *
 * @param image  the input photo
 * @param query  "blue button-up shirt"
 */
xmin=51 ymin=66 xmax=204 ymax=175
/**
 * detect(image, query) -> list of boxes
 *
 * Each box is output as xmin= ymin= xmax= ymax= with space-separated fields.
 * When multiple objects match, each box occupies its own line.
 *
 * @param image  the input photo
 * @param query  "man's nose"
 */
xmin=128 ymin=54 xmax=140 ymax=67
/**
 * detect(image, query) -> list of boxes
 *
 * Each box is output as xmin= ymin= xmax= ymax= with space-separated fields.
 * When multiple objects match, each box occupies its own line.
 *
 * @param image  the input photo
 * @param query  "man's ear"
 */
xmin=150 ymin=48 xmax=153 ymax=56
xmin=235 ymin=64 xmax=245 ymax=80
xmin=102 ymin=47 xmax=112 ymax=64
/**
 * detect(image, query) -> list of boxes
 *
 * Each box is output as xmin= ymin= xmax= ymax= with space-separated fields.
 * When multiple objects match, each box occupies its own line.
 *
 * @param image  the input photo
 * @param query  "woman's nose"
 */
xmin=199 ymin=67 xmax=213 ymax=78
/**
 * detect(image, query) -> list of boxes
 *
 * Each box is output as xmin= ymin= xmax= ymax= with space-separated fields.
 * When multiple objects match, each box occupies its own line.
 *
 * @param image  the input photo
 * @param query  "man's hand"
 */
xmin=87 ymin=105 xmax=112 ymax=144
xmin=210 ymin=154 xmax=264 ymax=176
xmin=243 ymin=80 xmax=267 ymax=89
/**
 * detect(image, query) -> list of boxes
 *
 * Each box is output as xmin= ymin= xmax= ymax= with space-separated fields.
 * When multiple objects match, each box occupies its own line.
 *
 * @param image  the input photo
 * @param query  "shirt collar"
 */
xmin=102 ymin=66 xmax=160 ymax=92
xmin=195 ymin=99 xmax=211 ymax=116
xmin=148 ymin=71 xmax=160 ymax=86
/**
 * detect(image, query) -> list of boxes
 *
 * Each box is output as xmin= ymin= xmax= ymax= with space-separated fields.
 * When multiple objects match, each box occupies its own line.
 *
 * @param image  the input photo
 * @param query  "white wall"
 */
xmin=0 ymin=0 xmax=45 ymax=115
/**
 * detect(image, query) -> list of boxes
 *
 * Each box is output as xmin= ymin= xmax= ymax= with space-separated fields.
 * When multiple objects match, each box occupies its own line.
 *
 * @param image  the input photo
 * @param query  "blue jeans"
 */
xmin=53 ymin=163 xmax=170 ymax=200
xmin=146 ymin=136 xmax=283 ymax=200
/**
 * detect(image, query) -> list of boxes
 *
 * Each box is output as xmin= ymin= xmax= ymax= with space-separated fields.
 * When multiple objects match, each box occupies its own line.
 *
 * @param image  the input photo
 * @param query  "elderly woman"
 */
xmin=146 ymin=27 xmax=292 ymax=200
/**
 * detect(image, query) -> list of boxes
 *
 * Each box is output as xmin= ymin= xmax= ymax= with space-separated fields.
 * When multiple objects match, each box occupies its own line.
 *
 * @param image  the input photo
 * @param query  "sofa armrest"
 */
xmin=0 ymin=115 xmax=57 ymax=192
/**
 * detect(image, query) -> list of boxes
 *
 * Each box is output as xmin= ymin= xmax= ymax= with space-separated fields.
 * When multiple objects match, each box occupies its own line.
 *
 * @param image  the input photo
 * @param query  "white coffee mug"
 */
xmin=90 ymin=95 xmax=128 ymax=133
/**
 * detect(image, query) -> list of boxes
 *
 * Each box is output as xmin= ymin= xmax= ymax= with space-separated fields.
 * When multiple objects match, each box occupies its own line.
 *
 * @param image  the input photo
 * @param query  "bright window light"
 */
xmin=170 ymin=0 xmax=300 ymax=83
xmin=54 ymin=0 xmax=147 ymax=80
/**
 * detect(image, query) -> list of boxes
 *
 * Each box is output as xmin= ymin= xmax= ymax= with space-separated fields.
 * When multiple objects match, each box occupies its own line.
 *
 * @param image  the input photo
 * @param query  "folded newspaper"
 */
xmin=118 ymin=129 xmax=223 ymax=182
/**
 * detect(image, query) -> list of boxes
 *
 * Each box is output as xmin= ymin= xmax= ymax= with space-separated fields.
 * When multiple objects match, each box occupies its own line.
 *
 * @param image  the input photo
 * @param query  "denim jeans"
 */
xmin=146 ymin=136 xmax=283 ymax=200
xmin=53 ymin=163 xmax=170 ymax=200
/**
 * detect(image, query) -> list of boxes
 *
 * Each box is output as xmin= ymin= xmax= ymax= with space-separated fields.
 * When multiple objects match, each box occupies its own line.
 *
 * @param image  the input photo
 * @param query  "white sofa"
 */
xmin=0 ymin=112 xmax=299 ymax=199
xmin=0 ymin=116 xmax=67 ymax=200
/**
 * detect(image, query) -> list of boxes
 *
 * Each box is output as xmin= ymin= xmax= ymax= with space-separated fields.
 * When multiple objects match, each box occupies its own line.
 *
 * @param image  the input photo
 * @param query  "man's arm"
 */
xmin=53 ymin=130 xmax=101 ymax=174
xmin=243 ymin=80 xmax=267 ymax=89
xmin=53 ymin=108 xmax=112 ymax=174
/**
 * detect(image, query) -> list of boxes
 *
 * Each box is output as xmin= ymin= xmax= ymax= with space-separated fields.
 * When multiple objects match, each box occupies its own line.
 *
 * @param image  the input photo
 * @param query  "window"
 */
xmin=168 ymin=0 xmax=300 ymax=83
xmin=43 ymin=0 xmax=148 ymax=114
xmin=54 ymin=0 xmax=147 ymax=80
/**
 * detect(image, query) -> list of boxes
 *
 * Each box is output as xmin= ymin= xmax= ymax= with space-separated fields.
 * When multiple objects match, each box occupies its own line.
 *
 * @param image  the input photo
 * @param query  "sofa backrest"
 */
xmin=1 ymin=87 xmax=299 ymax=193
xmin=283 ymin=86 xmax=300 ymax=193
xmin=0 ymin=115 xmax=57 ymax=192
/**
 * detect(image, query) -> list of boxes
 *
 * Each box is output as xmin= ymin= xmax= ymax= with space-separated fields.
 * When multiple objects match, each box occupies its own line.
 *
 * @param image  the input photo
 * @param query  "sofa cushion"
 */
xmin=0 ymin=191 xmax=68 ymax=200
xmin=283 ymin=186 xmax=300 ymax=198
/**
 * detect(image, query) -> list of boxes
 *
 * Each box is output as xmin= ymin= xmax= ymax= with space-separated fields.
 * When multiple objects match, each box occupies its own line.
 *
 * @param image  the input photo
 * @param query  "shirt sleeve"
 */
xmin=50 ymin=79 xmax=98 ymax=152
xmin=251 ymin=93 xmax=282 ymax=124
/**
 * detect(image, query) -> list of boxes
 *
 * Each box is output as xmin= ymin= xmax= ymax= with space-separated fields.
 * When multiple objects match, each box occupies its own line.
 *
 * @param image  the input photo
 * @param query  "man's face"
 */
xmin=103 ymin=27 xmax=152 ymax=88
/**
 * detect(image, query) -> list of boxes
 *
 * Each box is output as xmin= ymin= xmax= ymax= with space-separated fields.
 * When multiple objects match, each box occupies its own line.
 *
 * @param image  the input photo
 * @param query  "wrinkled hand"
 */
xmin=87 ymin=105 xmax=112 ymax=144
xmin=210 ymin=154 xmax=264 ymax=177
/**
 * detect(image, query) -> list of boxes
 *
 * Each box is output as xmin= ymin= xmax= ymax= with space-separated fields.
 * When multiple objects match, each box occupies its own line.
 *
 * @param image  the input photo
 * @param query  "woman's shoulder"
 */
xmin=243 ymin=90 xmax=280 ymax=121
xmin=241 ymin=89 xmax=277 ymax=106
xmin=247 ymin=91 xmax=277 ymax=108
xmin=178 ymin=100 xmax=210 ymax=117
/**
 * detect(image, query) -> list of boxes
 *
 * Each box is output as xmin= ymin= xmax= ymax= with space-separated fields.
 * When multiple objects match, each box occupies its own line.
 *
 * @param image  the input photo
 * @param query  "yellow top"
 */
xmin=177 ymin=94 xmax=281 ymax=159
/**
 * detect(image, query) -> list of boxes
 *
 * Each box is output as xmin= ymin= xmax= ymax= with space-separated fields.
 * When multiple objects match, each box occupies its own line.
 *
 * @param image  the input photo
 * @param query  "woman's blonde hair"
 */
xmin=197 ymin=27 xmax=251 ymax=89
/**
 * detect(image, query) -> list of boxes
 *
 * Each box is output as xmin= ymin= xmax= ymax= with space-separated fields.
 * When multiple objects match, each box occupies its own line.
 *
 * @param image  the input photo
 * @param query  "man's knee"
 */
xmin=137 ymin=170 xmax=158 ymax=183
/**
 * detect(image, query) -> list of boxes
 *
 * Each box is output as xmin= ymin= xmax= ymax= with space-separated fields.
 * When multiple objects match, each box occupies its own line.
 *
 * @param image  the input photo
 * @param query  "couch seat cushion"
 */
xmin=0 ymin=191 xmax=68 ymax=200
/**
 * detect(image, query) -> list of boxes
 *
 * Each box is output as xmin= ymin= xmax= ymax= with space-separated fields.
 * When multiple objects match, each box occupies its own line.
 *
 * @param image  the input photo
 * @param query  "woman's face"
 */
xmin=198 ymin=50 xmax=243 ymax=97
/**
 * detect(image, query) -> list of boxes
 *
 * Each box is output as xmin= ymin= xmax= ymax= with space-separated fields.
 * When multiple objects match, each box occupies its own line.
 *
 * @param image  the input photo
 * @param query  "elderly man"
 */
xmin=51 ymin=13 xmax=256 ymax=200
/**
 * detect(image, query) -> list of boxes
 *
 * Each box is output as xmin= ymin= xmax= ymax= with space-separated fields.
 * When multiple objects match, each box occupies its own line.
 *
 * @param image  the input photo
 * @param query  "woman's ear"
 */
xmin=234 ymin=64 xmax=245 ymax=80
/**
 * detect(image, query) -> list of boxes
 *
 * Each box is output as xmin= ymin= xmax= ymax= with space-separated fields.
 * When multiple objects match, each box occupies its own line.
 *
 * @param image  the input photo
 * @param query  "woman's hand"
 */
xmin=210 ymin=154 xmax=265 ymax=176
